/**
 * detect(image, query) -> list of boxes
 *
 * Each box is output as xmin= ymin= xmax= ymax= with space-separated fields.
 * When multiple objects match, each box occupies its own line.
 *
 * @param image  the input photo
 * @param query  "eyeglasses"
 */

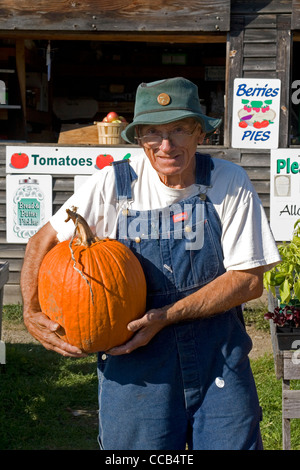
xmin=136 ymin=123 xmax=199 ymax=148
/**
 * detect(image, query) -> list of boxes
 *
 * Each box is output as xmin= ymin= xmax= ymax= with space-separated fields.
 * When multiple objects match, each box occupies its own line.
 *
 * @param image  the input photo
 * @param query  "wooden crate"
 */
xmin=58 ymin=123 xmax=99 ymax=144
xmin=269 ymin=293 xmax=300 ymax=450
xmin=276 ymin=326 xmax=300 ymax=351
xmin=96 ymin=122 xmax=128 ymax=145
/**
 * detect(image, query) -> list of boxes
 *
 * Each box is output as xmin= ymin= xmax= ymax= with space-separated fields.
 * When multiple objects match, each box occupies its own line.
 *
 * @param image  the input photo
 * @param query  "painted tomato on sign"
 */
xmin=96 ymin=154 xmax=114 ymax=169
xmin=10 ymin=152 xmax=29 ymax=169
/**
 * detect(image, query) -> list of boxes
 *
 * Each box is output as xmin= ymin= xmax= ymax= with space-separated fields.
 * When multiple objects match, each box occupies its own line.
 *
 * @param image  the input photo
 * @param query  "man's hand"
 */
xmin=107 ymin=308 xmax=169 ymax=355
xmin=23 ymin=309 xmax=87 ymax=358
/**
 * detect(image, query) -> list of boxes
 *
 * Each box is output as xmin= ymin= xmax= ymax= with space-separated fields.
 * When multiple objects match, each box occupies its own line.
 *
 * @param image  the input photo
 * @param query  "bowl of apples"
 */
xmin=96 ymin=111 xmax=128 ymax=145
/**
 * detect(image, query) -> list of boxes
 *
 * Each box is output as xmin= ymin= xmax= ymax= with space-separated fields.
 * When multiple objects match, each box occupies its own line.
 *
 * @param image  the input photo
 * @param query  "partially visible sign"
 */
xmin=6 ymin=146 xmax=136 ymax=174
xmin=270 ymin=149 xmax=300 ymax=241
xmin=232 ymin=78 xmax=281 ymax=149
xmin=6 ymin=175 xmax=52 ymax=243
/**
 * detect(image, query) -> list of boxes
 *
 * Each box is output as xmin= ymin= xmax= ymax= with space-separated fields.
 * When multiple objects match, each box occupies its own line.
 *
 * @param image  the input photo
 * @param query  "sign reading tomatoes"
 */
xmin=6 ymin=147 xmax=143 ymax=174
xmin=232 ymin=78 xmax=281 ymax=149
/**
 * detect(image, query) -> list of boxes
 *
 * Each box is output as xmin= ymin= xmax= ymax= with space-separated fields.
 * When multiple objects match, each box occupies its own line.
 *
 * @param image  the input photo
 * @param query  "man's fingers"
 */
xmin=24 ymin=310 xmax=86 ymax=357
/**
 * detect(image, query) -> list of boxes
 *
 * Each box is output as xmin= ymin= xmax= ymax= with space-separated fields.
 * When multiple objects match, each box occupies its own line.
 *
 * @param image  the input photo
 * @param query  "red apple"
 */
xmin=106 ymin=111 xmax=119 ymax=122
xmin=119 ymin=116 xmax=127 ymax=123
xmin=11 ymin=152 xmax=29 ymax=169
xmin=96 ymin=154 xmax=114 ymax=169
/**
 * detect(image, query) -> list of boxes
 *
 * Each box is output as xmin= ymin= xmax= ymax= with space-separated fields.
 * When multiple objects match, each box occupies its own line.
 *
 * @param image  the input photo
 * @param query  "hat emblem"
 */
xmin=157 ymin=93 xmax=170 ymax=106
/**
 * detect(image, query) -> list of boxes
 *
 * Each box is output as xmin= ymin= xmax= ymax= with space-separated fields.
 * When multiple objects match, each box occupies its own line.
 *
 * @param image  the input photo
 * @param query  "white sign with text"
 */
xmin=232 ymin=78 xmax=281 ymax=149
xmin=270 ymin=149 xmax=300 ymax=241
xmin=6 ymin=146 xmax=139 ymax=174
xmin=6 ymin=174 xmax=52 ymax=243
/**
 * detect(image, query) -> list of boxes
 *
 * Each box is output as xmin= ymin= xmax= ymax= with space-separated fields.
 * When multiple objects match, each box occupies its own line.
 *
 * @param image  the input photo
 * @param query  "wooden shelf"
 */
xmin=98 ymin=101 xmax=134 ymax=114
xmin=0 ymin=41 xmax=26 ymax=140
xmin=53 ymin=63 xmax=206 ymax=80
xmin=0 ymin=104 xmax=21 ymax=109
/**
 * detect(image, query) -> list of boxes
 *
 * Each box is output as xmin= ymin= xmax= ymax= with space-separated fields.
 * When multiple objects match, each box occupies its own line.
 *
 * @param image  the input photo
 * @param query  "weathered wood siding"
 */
xmin=292 ymin=0 xmax=300 ymax=29
xmin=0 ymin=0 xmax=230 ymax=32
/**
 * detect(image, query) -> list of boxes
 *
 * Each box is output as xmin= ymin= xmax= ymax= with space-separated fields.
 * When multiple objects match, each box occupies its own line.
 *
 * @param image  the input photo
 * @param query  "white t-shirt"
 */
xmin=50 ymin=150 xmax=280 ymax=272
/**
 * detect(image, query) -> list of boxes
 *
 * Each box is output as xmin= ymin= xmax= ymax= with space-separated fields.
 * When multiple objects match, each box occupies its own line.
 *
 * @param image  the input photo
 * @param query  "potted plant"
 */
xmin=264 ymin=219 xmax=300 ymax=350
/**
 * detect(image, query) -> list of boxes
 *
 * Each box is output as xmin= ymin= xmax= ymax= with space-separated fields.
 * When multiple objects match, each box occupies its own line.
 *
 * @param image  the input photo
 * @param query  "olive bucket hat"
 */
xmin=121 ymin=77 xmax=222 ymax=144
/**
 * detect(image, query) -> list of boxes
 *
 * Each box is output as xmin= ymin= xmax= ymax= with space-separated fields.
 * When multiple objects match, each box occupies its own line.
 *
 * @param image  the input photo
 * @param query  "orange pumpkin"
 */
xmin=38 ymin=208 xmax=147 ymax=353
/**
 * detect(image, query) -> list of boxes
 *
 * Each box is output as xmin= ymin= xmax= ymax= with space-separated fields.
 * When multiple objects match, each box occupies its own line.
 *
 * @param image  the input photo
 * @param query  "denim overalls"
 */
xmin=97 ymin=153 xmax=263 ymax=450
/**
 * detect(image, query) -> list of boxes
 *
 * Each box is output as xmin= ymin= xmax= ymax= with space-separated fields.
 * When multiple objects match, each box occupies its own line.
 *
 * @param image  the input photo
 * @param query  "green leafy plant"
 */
xmin=264 ymin=219 xmax=300 ymax=306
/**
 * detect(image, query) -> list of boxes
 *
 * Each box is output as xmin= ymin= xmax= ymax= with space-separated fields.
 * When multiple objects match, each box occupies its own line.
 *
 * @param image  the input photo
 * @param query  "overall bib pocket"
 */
xmin=119 ymin=204 xmax=221 ymax=295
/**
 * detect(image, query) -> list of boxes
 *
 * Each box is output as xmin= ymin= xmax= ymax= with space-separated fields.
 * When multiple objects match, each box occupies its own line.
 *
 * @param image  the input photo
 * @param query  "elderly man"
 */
xmin=21 ymin=77 xmax=280 ymax=450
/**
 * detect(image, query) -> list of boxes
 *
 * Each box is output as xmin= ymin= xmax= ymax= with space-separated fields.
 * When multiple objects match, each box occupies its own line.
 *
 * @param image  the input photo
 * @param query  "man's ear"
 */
xmin=198 ymin=132 xmax=206 ymax=145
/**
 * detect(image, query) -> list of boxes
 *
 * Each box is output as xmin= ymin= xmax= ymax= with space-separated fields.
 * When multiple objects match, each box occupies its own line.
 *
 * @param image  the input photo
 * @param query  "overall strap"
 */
xmin=195 ymin=153 xmax=214 ymax=187
xmin=111 ymin=160 xmax=138 ymax=201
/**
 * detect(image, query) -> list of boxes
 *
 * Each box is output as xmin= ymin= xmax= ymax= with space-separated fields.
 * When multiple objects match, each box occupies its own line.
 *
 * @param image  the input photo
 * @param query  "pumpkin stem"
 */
xmin=65 ymin=207 xmax=100 ymax=246
xmin=66 ymin=207 xmax=98 ymax=304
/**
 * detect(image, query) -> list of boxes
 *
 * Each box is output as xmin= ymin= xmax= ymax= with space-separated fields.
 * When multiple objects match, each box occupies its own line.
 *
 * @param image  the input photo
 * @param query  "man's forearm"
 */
xmin=21 ymin=222 xmax=59 ymax=314
xmin=164 ymin=266 xmax=265 ymax=325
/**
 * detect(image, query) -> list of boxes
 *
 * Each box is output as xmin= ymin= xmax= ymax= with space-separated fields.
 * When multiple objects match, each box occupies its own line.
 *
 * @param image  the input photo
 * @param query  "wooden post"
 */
xmin=0 ymin=262 xmax=9 ymax=367
xmin=15 ymin=38 xmax=26 ymax=120
xmin=276 ymin=16 xmax=292 ymax=148
xmin=282 ymin=378 xmax=291 ymax=450
xmin=225 ymin=26 xmax=244 ymax=148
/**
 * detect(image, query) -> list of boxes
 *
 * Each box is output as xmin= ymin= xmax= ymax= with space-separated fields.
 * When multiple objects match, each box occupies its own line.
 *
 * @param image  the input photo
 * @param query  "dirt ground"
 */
xmin=2 ymin=320 xmax=39 ymax=345
xmin=1 ymin=316 xmax=273 ymax=360
xmin=246 ymin=324 xmax=272 ymax=360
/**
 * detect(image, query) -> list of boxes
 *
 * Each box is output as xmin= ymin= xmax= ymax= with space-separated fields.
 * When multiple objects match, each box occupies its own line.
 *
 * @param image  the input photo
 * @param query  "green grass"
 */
xmin=0 ymin=344 xmax=98 ymax=450
xmin=244 ymin=304 xmax=300 ymax=450
xmin=1 ymin=305 xmax=99 ymax=450
xmin=243 ymin=304 xmax=271 ymax=332
xmin=1 ymin=304 xmax=300 ymax=450
xmin=251 ymin=354 xmax=300 ymax=450
xmin=2 ymin=303 xmax=23 ymax=322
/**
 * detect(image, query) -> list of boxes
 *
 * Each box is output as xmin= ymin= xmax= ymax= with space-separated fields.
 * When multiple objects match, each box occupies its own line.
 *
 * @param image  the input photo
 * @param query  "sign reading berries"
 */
xmin=232 ymin=78 xmax=281 ymax=149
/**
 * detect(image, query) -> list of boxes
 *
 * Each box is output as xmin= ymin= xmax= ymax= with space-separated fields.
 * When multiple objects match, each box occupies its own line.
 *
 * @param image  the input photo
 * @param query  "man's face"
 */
xmin=138 ymin=118 xmax=206 ymax=188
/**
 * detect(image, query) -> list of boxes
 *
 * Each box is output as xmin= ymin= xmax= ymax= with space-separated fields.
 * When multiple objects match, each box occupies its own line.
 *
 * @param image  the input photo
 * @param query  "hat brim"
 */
xmin=121 ymin=111 xmax=222 ymax=144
